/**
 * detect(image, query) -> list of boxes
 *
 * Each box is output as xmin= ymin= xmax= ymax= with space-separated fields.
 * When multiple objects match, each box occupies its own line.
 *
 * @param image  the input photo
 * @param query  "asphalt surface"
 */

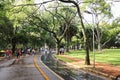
xmin=0 ymin=54 xmax=64 ymax=80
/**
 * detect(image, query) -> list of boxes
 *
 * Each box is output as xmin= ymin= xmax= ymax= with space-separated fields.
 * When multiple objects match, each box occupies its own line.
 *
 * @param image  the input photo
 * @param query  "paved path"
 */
xmin=0 ymin=54 xmax=64 ymax=80
xmin=35 ymin=55 xmax=64 ymax=80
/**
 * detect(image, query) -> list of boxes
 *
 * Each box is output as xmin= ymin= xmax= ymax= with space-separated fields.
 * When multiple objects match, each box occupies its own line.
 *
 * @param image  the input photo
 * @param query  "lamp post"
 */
xmin=92 ymin=12 xmax=95 ymax=68
xmin=84 ymin=10 xmax=95 ymax=68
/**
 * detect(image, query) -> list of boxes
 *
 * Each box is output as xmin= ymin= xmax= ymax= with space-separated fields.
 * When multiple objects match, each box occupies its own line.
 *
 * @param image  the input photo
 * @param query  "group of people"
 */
xmin=15 ymin=48 xmax=36 ymax=59
xmin=15 ymin=49 xmax=22 ymax=59
xmin=4 ymin=47 xmax=64 ymax=60
xmin=4 ymin=48 xmax=36 ymax=59
xmin=26 ymin=48 xmax=36 ymax=55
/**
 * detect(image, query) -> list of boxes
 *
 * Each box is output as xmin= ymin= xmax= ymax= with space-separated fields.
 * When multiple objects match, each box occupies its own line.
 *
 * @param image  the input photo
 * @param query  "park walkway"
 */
xmin=0 ymin=54 xmax=64 ymax=80
xmin=60 ymin=55 xmax=120 ymax=79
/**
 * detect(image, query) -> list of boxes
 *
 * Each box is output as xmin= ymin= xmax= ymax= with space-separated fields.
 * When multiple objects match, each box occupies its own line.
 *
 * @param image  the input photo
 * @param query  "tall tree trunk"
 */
xmin=96 ymin=25 xmax=102 ymax=52
xmin=77 ymin=39 xmax=79 ymax=50
xmin=75 ymin=2 xmax=90 ymax=65
xmin=12 ymin=38 xmax=16 ymax=55
xmin=56 ymin=40 xmax=60 ymax=55
xmin=66 ymin=38 xmax=70 ymax=52
xmin=95 ymin=12 xmax=102 ymax=52
xmin=98 ymin=40 xmax=102 ymax=52
xmin=85 ymin=38 xmax=90 ymax=64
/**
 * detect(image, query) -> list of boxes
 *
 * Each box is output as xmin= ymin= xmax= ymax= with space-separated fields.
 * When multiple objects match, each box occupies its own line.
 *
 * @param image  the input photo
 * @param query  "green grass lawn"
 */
xmin=56 ymin=49 xmax=120 ymax=65
xmin=55 ymin=55 xmax=74 ymax=62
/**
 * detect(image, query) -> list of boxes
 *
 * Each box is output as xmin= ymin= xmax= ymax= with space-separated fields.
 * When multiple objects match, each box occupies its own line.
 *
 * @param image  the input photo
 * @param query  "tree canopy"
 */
xmin=0 ymin=0 xmax=120 ymax=64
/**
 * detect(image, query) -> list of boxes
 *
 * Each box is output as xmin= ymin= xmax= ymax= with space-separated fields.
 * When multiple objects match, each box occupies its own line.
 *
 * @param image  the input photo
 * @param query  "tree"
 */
xmin=10 ymin=0 xmax=91 ymax=65
xmin=0 ymin=17 xmax=14 ymax=49
xmin=58 ymin=0 xmax=90 ymax=65
xmin=57 ymin=7 xmax=78 ymax=52
xmin=83 ymin=0 xmax=113 ymax=51
xmin=115 ymin=33 xmax=120 ymax=48
xmin=0 ymin=0 xmax=14 ymax=49
xmin=25 ymin=3 xmax=78 ymax=54
xmin=64 ymin=24 xmax=78 ymax=52
xmin=105 ymin=18 xmax=120 ymax=48
xmin=10 ymin=0 xmax=39 ymax=53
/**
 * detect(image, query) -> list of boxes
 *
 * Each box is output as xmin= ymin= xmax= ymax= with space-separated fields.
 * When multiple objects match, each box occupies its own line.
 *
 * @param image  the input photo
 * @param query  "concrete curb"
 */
xmin=40 ymin=54 xmax=64 ymax=80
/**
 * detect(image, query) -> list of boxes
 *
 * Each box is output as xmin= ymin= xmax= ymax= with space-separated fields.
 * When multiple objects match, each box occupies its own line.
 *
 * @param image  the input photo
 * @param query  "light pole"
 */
xmin=84 ymin=10 xmax=95 ymax=68
xmin=92 ymin=12 xmax=95 ymax=68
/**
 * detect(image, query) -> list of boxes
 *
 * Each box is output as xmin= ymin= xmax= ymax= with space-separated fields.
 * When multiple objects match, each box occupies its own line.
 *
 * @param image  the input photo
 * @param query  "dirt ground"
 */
xmin=60 ymin=55 xmax=120 ymax=79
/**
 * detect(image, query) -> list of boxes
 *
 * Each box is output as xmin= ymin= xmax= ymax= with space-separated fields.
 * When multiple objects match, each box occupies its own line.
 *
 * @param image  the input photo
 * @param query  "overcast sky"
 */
xmin=111 ymin=2 xmax=120 ymax=18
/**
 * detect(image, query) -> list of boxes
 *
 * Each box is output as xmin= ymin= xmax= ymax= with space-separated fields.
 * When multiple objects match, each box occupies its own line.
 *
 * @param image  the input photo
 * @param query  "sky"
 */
xmin=111 ymin=2 xmax=120 ymax=18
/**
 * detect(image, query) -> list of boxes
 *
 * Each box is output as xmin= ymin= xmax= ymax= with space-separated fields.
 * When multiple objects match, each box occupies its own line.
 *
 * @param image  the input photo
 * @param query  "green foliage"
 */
xmin=0 ymin=0 xmax=119 ymax=51
xmin=100 ymin=19 xmax=120 ymax=48
xmin=83 ymin=0 xmax=113 ymax=51
xmin=115 ymin=33 xmax=120 ymax=47
xmin=57 ymin=7 xmax=78 ymax=50
xmin=55 ymin=55 xmax=74 ymax=62
xmin=12 ymin=33 xmax=28 ymax=45
xmin=63 ymin=24 xmax=78 ymax=42
xmin=0 ymin=4 xmax=14 ymax=48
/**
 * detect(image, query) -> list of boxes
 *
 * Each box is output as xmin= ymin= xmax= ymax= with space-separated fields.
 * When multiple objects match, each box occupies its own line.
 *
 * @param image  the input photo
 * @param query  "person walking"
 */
xmin=43 ymin=48 xmax=48 ymax=62
xmin=16 ymin=49 xmax=21 ymax=59
xmin=32 ymin=48 xmax=35 ymax=56
xmin=16 ymin=49 xmax=19 ymax=59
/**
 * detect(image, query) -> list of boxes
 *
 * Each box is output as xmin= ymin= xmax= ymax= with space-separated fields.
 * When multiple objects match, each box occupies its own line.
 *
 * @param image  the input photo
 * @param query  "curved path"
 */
xmin=34 ymin=54 xmax=64 ymax=80
xmin=0 ymin=54 xmax=64 ymax=80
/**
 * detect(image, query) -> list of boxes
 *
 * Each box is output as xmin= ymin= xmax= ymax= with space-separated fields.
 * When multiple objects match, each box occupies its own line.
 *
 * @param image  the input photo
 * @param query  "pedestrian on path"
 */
xmin=16 ymin=49 xmax=19 ymax=59
xmin=16 ymin=49 xmax=22 ymax=59
xmin=5 ymin=49 xmax=12 ymax=59
xmin=32 ymin=48 xmax=35 ymax=56
xmin=27 ymin=48 xmax=31 ymax=55
xmin=43 ymin=48 xmax=48 ymax=62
